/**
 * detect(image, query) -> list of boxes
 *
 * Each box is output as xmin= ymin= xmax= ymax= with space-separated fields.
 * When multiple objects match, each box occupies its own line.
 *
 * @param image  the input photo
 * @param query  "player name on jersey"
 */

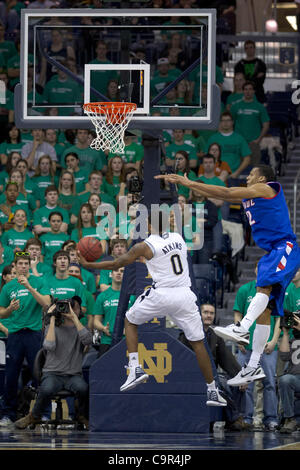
xmin=162 ymin=241 xmax=183 ymax=255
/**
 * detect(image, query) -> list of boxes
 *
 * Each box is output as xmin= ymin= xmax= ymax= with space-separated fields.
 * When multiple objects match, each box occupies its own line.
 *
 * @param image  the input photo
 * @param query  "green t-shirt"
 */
xmin=108 ymin=142 xmax=144 ymax=165
xmin=99 ymin=269 xmax=113 ymax=289
xmin=33 ymin=205 xmax=70 ymax=228
xmin=70 ymin=190 xmax=116 ymax=218
xmin=101 ymin=175 xmax=122 ymax=199
xmin=151 ymin=70 xmax=181 ymax=98
xmin=88 ymin=59 xmax=119 ymax=101
xmin=226 ymin=92 xmax=244 ymax=108
xmin=42 ymin=75 xmax=82 ymax=116
xmin=284 ymin=282 xmax=300 ymax=312
xmin=166 ymin=142 xmax=198 ymax=165
xmin=0 ymin=142 xmax=23 ymax=157
xmin=73 ymin=169 xmax=89 ymax=194
xmin=0 ymin=275 xmax=44 ymax=333
xmin=231 ymin=99 xmax=270 ymax=143
xmin=233 ymin=280 xmax=278 ymax=350
xmin=61 ymin=145 xmax=107 ymax=174
xmin=80 ymin=288 xmax=95 ymax=327
xmin=0 ymin=202 xmax=31 ymax=224
xmin=205 ymin=131 xmax=251 ymax=173
xmin=92 ymin=287 xmax=135 ymax=345
xmin=29 ymin=261 xmax=52 ymax=278
xmin=0 ymin=40 xmax=17 ymax=66
xmin=40 ymin=274 xmax=87 ymax=308
xmin=1 ymin=228 xmax=34 ymax=251
xmin=40 ymin=231 xmax=70 ymax=265
xmin=0 ymin=247 xmax=15 ymax=267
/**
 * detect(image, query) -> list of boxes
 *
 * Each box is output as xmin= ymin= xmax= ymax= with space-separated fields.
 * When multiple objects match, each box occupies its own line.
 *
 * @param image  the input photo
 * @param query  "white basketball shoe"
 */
xmin=213 ymin=322 xmax=250 ymax=345
xmin=227 ymin=364 xmax=266 ymax=387
xmin=120 ymin=364 xmax=149 ymax=392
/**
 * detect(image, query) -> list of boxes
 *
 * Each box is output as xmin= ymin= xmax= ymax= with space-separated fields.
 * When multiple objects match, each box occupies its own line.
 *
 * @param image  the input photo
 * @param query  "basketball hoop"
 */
xmin=83 ymin=101 xmax=137 ymax=154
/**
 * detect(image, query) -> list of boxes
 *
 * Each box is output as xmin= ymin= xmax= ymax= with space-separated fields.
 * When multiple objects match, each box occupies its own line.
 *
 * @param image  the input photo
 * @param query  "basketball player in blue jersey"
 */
xmin=78 ymin=213 xmax=227 ymax=406
xmin=156 ymin=165 xmax=300 ymax=386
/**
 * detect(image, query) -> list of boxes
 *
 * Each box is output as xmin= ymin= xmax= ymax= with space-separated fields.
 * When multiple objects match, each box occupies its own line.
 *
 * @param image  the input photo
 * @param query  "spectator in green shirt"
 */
xmin=33 ymin=185 xmax=70 ymax=236
xmin=88 ymin=40 xmax=119 ymax=102
xmin=174 ymin=150 xmax=198 ymax=200
xmin=0 ymin=264 xmax=16 ymax=339
xmin=166 ymin=129 xmax=198 ymax=170
xmin=64 ymin=152 xmax=89 ymax=194
xmin=25 ymin=237 xmax=52 ymax=278
xmin=0 ymin=123 xmax=23 ymax=166
xmin=0 ymin=251 xmax=45 ymax=426
xmin=226 ymin=72 xmax=246 ymax=110
xmin=102 ymin=155 xmax=126 ymax=200
xmin=40 ymin=211 xmax=70 ymax=266
xmin=1 ymin=208 xmax=34 ymax=251
xmin=61 ymin=129 xmax=107 ymax=175
xmin=98 ymin=238 xmax=128 ymax=292
xmin=205 ymin=111 xmax=251 ymax=179
xmin=231 ymin=81 xmax=270 ymax=167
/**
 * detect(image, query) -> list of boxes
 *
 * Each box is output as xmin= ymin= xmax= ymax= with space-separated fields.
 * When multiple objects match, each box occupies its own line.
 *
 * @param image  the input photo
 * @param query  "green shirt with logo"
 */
xmin=205 ymin=131 xmax=251 ymax=173
xmin=41 ymin=275 xmax=87 ymax=308
xmin=92 ymin=287 xmax=135 ymax=345
xmin=284 ymin=282 xmax=300 ymax=313
xmin=230 ymin=99 xmax=270 ymax=143
xmin=1 ymin=228 xmax=34 ymax=251
xmin=40 ymin=232 xmax=70 ymax=265
xmin=0 ymin=275 xmax=44 ymax=333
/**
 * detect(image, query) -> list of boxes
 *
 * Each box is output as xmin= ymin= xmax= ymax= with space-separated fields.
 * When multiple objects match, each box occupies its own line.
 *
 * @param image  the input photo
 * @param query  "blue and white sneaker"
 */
xmin=206 ymin=388 xmax=227 ymax=407
xmin=227 ymin=364 xmax=266 ymax=387
xmin=213 ymin=322 xmax=250 ymax=345
xmin=120 ymin=364 xmax=149 ymax=392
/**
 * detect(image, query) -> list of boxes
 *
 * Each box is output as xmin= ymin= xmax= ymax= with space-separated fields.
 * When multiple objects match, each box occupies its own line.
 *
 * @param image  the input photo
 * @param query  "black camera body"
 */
xmin=128 ymin=175 xmax=143 ymax=194
xmin=44 ymin=298 xmax=76 ymax=327
xmin=280 ymin=309 xmax=300 ymax=330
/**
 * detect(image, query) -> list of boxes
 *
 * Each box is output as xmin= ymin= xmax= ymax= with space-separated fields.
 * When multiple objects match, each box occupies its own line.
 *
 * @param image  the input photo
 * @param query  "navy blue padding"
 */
xmin=89 ymin=331 xmax=216 ymax=433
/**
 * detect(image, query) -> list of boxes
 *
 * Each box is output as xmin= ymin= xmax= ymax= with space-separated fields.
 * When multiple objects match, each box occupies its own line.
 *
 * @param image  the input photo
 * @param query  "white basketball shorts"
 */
xmin=126 ymin=286 xmax=205 ymax=342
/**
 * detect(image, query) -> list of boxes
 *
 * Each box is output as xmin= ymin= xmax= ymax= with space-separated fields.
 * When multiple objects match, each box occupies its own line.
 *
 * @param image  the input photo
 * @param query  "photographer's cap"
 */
xmin=72 ymin=295 xmax=82 ymax=306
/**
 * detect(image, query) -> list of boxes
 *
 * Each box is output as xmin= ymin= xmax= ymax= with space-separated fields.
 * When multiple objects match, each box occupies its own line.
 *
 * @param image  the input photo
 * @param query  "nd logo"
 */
xmin=129 ymin=343 xmax=172 ymax=383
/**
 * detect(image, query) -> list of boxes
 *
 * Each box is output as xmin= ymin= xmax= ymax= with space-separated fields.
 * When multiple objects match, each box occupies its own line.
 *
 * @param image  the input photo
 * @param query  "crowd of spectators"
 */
xmin=0 ymin=0 xmax=299 ymax=435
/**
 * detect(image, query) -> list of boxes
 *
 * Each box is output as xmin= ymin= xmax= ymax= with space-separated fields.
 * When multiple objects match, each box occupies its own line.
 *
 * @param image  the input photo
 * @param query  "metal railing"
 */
xmin=293 ymin=167 xmax=300 ymax=233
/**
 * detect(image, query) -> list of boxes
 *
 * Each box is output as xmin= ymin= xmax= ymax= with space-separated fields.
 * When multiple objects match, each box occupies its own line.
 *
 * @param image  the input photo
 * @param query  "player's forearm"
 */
xmin=188 ymin=180 xmax=232 ymax=201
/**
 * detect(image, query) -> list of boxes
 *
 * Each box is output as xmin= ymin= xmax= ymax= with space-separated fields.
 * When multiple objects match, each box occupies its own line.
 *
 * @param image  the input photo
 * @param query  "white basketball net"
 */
xmin=83 ymin=102 xmax=136 ymax=154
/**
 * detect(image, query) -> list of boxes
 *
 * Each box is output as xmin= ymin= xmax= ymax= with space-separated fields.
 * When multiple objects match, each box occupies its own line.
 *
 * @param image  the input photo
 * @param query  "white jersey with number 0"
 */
xmin=144 ymin=232 xmax=191 ymax=288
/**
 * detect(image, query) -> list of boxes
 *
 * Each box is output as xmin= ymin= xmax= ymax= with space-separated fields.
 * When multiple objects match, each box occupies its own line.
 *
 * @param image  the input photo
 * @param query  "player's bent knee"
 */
xmin=257 ymin=285 xmax=272 ymax=296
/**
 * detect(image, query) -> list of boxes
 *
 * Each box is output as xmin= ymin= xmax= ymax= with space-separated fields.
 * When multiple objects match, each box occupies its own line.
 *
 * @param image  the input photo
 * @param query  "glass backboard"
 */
xmin=15 ymin=8 xmax=220 ymax=130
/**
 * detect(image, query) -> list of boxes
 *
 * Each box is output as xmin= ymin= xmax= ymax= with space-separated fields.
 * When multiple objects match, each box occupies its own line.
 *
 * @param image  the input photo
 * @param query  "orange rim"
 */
xmin=83 ymin=101 xmax=137 ymax=116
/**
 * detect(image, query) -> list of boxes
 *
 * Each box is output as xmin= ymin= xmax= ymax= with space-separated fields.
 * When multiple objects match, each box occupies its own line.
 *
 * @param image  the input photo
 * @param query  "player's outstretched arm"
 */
xmin=77 ymin=241 xmax=153 ymax=270
xmin=155 ymin=174 xmax=275 ymax=202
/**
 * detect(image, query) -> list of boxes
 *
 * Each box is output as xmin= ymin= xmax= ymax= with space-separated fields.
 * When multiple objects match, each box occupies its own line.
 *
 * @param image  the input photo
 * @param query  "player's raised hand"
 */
xmin=154 ymin=173 xmax=190 ymax=186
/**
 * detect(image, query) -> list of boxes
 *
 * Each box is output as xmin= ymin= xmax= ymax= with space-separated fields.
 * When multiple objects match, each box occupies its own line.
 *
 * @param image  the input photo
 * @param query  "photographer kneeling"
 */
xmin=278 ymin=310 xmax=300 ymax=434
xmin=15 ymin=297 xmax=93 ymax=430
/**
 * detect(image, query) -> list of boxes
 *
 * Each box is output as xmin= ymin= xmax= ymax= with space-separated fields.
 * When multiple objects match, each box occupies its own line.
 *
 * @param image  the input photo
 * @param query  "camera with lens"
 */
xmin=44 ymin=298 xmax=75 ymax=327
xmin=128 ymin=175 xmax=143 ymax=194
xmin=280 ymin=309 xmax=300 ymax=330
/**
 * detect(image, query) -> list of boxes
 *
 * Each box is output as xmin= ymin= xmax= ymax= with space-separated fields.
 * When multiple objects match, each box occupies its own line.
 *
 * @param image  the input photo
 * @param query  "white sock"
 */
xmin=207 ymin=380 xmax=216 ymax=390
xmin=248 ymin=324 xmax=270 ymax=369
xmin=129 ymin=352 xmax=139 ymax=367
xmin=240 ymin=293 xmax=269 ymax=331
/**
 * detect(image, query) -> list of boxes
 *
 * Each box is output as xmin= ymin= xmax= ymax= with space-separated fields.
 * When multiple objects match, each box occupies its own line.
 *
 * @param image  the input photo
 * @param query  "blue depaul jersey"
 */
xmin=242 ymin=182 xmax=297 ymax=252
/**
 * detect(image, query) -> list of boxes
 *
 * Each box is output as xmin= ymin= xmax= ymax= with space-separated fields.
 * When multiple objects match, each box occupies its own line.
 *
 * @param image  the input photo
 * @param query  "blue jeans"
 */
xmin=237 ymin=349 xmax=279 ymax=425
xmin=278 ymin=374 xmax=300 ymax=418
xmin=1 ymin=329 xmax=42 ymax=421
xmin=32 ymin=373 xmax=89 ymax=419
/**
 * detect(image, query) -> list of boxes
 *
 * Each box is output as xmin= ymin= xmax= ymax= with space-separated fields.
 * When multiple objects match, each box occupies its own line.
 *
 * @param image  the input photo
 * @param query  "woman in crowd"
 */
xmin=198 ymin=142 xmax=231 ymax=183
xmin=1 ymin=208 xmax=33 ymax=252
xmin=32 ymin=154 xmax=57 ymax=206
xmin=102 ymin=155 xmax=126 ymax=199
xmin=0 ymin=124 xmax=23 ymax=166
xmin=57 ymin=169 xmax=77 ymax=217
xmin=0 ymin=151 xmax=21 ymax=192
xmin=174 ymin=150 xmax=198 ymax=200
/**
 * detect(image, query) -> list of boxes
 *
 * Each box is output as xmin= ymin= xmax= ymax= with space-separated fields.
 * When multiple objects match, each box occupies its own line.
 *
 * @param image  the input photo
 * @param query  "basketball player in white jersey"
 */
xmin=77 ymin=213 xmax=226 ymax=406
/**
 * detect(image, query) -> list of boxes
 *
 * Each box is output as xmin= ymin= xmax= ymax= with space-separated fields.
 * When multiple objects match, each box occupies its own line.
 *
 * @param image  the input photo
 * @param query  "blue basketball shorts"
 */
xmin=256 ymin=240 xmax=300 ymax=316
